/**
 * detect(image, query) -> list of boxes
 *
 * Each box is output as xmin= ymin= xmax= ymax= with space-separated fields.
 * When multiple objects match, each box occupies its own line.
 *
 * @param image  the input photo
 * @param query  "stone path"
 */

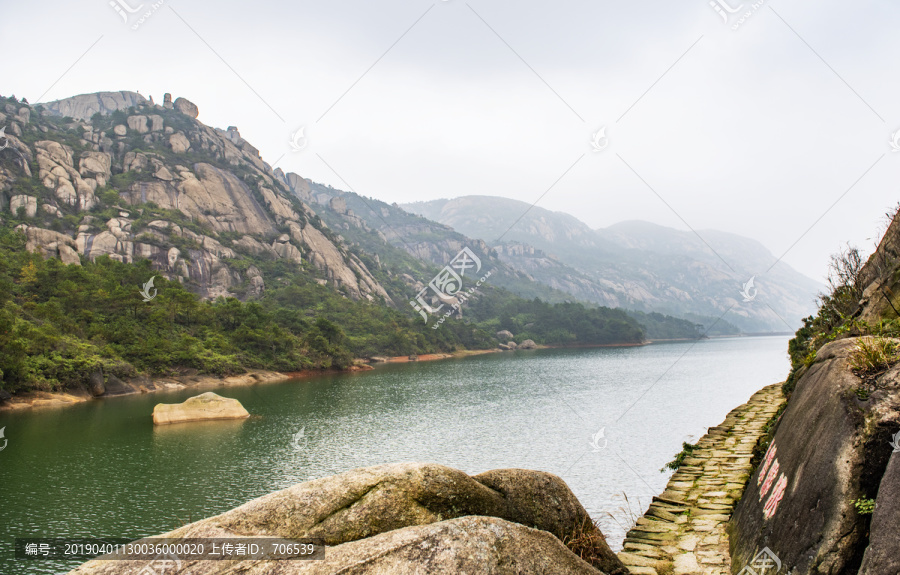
xmin=616 ymin=383 xmax=784 ymax=575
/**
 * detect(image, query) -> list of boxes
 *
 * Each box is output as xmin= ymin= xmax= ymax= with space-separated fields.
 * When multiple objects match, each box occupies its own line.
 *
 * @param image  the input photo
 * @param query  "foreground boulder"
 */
xmin=151 ymin=392 xmax=249 ymax=425
xmin=70 ymin=462 xmax=625 ymax=574
xmin=729 ymin=338 xmax=900 ymax=574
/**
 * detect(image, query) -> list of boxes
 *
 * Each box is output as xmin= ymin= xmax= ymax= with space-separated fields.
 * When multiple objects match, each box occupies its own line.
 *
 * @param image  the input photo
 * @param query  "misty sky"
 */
xmin=3 ymin=0 xmax=899 ymax=282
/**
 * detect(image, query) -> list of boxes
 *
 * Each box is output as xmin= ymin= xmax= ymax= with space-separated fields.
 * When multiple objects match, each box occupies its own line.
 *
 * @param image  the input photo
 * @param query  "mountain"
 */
xmin=0 ymin=90 xmax=710 ymax=394
xmin=402 ymin=196 xmax=823 ymax=332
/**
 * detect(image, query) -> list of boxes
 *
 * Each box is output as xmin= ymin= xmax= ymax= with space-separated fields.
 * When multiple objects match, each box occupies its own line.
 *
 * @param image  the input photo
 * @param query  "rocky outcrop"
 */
xmin=35 ymin=140 xmax=98 ymax=210
xmin=729 ymin=339 xmax=900 ymax=574
xmin=519 ymin=339 xmax=538 ymax=349
xmin=69 ymin=462 xmax=625 ymax=575
xmin=151 ymin=392 xmax=249 ymax=424
xmin=39 ymin=91 xmax=147 ymax=120
xmin=858 ymin=451 xmax=900 ymax=574
xmin=4 ymin=91 xmax=391 ymax=304
xmin=173 ymin=97 xmax=199 ymax=118
xmin=497 ymin=329 xmax=514 ymax=340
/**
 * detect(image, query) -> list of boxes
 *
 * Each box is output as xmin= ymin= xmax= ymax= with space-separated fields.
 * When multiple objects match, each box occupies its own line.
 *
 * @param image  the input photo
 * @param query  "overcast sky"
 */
xmin=3 ymin=0 xmax=899 ymax=281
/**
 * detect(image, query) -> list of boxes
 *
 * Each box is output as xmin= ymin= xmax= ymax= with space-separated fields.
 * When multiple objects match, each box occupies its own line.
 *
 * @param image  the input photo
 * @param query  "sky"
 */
xmin=2 ymin=0 xmax=900 ymax=281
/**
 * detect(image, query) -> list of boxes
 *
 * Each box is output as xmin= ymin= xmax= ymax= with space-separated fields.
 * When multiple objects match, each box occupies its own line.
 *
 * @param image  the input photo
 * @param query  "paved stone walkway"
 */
xmin=616 ymin=383 xmax=784 ymax=575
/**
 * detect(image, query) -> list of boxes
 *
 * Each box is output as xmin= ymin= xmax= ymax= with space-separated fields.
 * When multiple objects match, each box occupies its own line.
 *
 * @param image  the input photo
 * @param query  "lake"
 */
xmin=0 ymin=336 xmax=790 ymax=574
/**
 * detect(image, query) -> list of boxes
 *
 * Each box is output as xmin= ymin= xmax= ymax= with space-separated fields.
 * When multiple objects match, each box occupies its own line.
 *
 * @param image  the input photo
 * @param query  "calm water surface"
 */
xmin=0 ymin=336 xmax=790 ymax=574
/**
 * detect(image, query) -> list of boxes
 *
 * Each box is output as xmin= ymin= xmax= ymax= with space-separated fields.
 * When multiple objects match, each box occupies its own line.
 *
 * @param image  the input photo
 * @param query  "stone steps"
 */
xmin=615 ymin=383 xmax=784 ymax=575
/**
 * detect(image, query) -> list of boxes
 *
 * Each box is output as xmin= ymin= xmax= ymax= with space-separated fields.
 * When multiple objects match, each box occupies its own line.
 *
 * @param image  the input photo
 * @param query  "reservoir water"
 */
xmin=0 ymin=336 xmax=790 ymax=574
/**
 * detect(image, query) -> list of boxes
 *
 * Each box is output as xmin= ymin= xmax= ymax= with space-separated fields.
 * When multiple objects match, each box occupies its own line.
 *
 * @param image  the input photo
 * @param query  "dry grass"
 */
xmin=849 ymin=337 xmax=900 ymax=376
xmin=562 ymin=516 xmax=614 ymax=568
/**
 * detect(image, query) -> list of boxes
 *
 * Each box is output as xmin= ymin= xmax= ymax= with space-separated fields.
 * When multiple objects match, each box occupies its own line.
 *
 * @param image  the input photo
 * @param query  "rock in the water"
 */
xmin=152 ymin=392 xmax=249 ymax=425
xmin=507 ymin=340 xmax=518 ymax=349
xmin=173 ymin=97 xmax=199 ymax=118
xmin=68 ymin=462 xmax=624 ymax=574
xmin=88 ymin=371 xmax=105 ymax=397
xmin=496 ymin=329 xmax=514 ymax=340
xmin=519 ymin=339 xmax=537 ymax=349
xmin=499 ymin=343 xmax=511 ymax=350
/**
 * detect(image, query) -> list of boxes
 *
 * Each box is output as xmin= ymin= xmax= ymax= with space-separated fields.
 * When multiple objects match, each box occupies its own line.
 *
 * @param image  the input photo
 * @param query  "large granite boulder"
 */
xmin=173 ymin=97 xmax=199 ymax=118
xmin=496 ymin=329 xmax=514 ymax=340
xmin=39 ymin=91 xmax=147 ymax=120
xmin=151 ymin=392 xmax=249 ymax=425
xmin=729 ymin=338 xmax=900 ymax=574
xmin=859 ymin=450 xmax=900 ymax=574
xmin=70 ymin=462 xmax=624 ymax=574
xmin=519 ymin=339 xmax=538 ymax=349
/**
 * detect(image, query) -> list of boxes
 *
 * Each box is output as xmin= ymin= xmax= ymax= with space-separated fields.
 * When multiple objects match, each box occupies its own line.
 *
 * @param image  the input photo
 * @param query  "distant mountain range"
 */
xmin=401 ymin=196 xmax=822 ymax=332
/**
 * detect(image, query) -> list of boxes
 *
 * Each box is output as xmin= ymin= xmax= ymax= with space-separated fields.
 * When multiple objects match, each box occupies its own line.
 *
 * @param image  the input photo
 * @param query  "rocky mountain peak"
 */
xmin=0 ymin=91 xmax=391 ymax=304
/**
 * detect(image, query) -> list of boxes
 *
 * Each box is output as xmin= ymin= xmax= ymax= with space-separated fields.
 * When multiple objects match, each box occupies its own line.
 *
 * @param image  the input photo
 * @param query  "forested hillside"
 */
xmin=0 ymin=91 xmax=701 ymax=395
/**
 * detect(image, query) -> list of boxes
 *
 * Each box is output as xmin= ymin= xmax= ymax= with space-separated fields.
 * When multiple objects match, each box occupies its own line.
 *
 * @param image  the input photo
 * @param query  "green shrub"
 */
xmin=662 ymin=442 xmax=699 ymax=472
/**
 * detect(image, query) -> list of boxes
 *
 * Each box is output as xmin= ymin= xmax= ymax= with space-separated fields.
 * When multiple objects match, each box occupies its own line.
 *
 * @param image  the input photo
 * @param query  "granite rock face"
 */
xmin=69 ymin=462 xmax=624 ymax=574
xmin=5 ymin=91 xmax=392 ymax=304
xmin=729 ymin=339 xmax=900 ymax=574
xmin=39 ymin=91 xmax=148 ymax=120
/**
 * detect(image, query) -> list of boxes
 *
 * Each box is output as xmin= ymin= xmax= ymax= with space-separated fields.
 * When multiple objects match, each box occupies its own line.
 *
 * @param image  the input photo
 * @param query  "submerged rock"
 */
xmin=70 ymin=462 xmax=624 ymax=574
xmin=151 ymin=392 xmax=249 ymax=425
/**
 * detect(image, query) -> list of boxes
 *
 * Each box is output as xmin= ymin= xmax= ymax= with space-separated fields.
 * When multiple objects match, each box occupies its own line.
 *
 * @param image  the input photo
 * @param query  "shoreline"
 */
xmin=0 ymin=349 xmax=498 ymax=413
xmin=616 ymin=382 xmax=785 ymax=575
xmin=0 ymin=338 xmax=784 ymax=413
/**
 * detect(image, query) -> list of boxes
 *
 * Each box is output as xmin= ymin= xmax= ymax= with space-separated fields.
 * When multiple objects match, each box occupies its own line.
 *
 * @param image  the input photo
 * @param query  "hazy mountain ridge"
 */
xmin=403 ymin=196 xmax=822 ymax=332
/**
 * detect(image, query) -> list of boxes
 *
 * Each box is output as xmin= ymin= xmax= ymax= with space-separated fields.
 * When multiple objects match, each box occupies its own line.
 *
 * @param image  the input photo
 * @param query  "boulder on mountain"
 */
xmin=507 ymin=341 xmax=518 ymax=349
xmin=168 ymin=132 xmax=190 ymax=153
xmin=173 ymin=97 xmax=199 ymax=118
xmin=126 ymin=115 xmax=149 ymax=134
xmin=39 ymin=91 xmax=147 ymax=120
xmin=519 ymin=339 xmax=537 ymax=349
xmin=496 ymin=329 xmax=514 ymax=340
xmin=69 ymin=462 xmax=624 ymax=575
xmin=151 ymin=392 xmax=249 ymax=425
